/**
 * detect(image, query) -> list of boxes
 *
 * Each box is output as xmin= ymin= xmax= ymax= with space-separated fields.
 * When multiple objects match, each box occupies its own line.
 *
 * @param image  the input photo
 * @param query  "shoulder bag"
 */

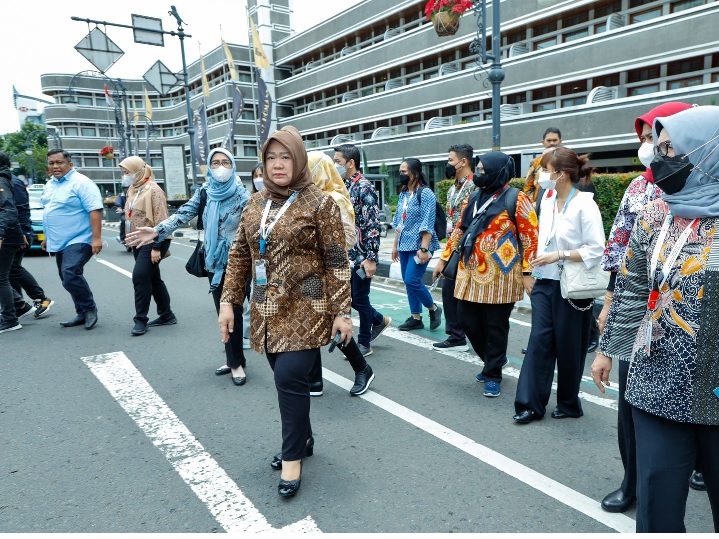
xmin=185 ymin=188 xmax=208 ymax=278
xmin=441 ymin=249 xmax=460 ymax=280
xmin=559 ymin=260 xmax=609 ymax=308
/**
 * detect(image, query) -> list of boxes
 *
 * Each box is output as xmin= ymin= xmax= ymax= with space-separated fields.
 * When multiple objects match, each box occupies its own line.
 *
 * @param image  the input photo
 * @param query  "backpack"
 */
xmin=417 ymin=186 xmax=447 ymax=241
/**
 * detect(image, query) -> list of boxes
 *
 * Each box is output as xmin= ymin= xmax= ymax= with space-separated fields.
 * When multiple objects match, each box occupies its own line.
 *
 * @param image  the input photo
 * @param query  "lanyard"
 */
xmin=402 ymin=192 xmax=414 ymax=221
xmin=259 ymin=191 xmax=299 ymax=255
xmin=126 ymin=179 xmax=149 ymax=219
xmin=543 ymin=186 xmax=577 ymax=249
xmin=449 ymin=176 xmax=472 ymax=218
xmin=647 ymin=213 xmax=698 ymax=309
xmin=472 ymin=185 xmax=508 ymax=218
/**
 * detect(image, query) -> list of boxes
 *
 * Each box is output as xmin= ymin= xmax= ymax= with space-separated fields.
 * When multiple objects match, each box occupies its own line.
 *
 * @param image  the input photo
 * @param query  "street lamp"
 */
xmin=24 ymin=131 xmax=49 ymax=181
xmin=65 ymin=70 xmax=132 ymax=158
xmin=469 ymin=0 xmax=504 ymax=150
xmin=130 ymin=113 xmax=157 ymax=162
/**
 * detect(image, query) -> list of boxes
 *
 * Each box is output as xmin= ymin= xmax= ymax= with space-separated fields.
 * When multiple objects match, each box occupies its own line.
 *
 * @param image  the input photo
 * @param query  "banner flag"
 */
xmin=250 ymin=18 xmax=270 ymax=69
xmin=256 ymin=70 xmax=273 ymax=146
xmin=222 ymin=39 xmax=238 ymax=81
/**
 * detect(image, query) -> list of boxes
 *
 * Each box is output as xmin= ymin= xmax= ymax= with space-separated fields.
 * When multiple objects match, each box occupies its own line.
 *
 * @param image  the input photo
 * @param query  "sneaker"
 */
xmin=310 ymin=381 xmax=323 ymax=397
xmin=16 ymin=303 xmax=36 ymax=319
xmin=370 ymin=316 xmax=392 ymax=343
xmin=398 ymin=316 xmax=424 ymax=331
xmin=358 ymin=343 xmax=373 ymax=357
xmin=475 ymin=358 xmax=509 ymax=383
xmin=432 ymin=339 xmax=469 ymax=352
xmin=484 ymin=380 xmax=501 ymax=398
xmin=147 ymin=314 xmax=178 ymax=327
xmin=33 ymin=298 xmax=54 ymax=318
xmin=350 ymin=364 xmax=375 ymax=396
xmin=429 ymin=305 xmax=443 ymax=331
xmin=0 ymin=321 xmax=22 ymax=334
xmin=243 ymin=338 xmax=251 ymax=349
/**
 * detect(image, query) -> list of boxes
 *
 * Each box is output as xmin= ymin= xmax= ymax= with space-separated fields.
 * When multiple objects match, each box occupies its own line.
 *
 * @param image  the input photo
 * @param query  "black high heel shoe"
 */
xmin=278 ymin=462 xmax=302 ymax=498
xmin=271 ymin=436 xmax=314 ymax=470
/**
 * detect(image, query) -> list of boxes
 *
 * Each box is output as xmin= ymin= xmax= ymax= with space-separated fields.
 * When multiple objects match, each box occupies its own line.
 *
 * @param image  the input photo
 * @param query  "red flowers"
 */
xmin=100 ymin=146 xmax=114 ymax=157
xmin=424 ymin=0 xmax=474 ymax=20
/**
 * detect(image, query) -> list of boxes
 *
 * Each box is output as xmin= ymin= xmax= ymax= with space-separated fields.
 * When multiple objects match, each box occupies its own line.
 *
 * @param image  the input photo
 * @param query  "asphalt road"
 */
xmin=1 ymin=226 xmax=713 ymax=533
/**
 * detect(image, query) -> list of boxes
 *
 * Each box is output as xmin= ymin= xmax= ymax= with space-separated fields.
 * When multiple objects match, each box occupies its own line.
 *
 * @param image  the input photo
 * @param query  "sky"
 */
xmin=1 ymin=0 xmax=363 ymax=134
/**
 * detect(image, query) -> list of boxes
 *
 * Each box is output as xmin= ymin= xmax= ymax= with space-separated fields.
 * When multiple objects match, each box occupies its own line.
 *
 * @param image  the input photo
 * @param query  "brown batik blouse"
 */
xmin=221 ymin=183 xmax=351 ymax=353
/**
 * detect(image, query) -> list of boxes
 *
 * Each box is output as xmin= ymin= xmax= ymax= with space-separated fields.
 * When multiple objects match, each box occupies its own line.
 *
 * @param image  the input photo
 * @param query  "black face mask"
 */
xmin=445 ymin=162 xmax=456 ymax=179
xmin=473 ymin=172 xmax=489 ymax=189
xmin=650 ymin=153 xmax=694 ymax=195
xmin=398 ymin=173 xmax=411 ymax=186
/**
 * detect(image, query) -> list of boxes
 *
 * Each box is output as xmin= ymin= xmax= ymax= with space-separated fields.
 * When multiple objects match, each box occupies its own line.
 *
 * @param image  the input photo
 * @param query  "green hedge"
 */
xmin=437 ymin=174 xmax=640 ymax=237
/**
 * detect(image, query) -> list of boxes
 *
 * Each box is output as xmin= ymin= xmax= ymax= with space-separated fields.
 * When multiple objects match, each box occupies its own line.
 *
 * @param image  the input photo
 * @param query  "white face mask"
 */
xmin=121 ymin=175 xmax=133 ymax=187
xmin=253 ymin=178 xmax=265 ymax=191
xmin=212 ymin=166 xmax=234 ymax=183
xmin=637 ymin=142 xmax=654 ymax=169
xmin=538 ymin=171 xmax=557 ymax=190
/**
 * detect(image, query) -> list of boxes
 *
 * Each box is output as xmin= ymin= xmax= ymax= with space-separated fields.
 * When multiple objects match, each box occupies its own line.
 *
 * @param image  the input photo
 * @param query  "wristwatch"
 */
xmin=563 ymin=250 xmax=571 ymax=260
xmin=338 ymin=312 xmax=352 ymax=319
xmin=419 ymin=247 xmax=429 ymax=253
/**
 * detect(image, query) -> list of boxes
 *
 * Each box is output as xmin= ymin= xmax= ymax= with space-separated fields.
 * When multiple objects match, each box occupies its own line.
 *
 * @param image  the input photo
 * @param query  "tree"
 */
xmin=0 ymin=120 xmax=49 ymax=182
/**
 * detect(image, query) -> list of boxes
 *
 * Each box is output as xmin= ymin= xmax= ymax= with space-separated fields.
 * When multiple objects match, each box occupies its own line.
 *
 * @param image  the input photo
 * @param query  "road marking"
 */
xmin=322 ymin=367 xmax=634 ymax=533
xmin=95 ymin=258 xmax=132 ymax=278
xmin=81 ymin=351 xmax=320 ymax=534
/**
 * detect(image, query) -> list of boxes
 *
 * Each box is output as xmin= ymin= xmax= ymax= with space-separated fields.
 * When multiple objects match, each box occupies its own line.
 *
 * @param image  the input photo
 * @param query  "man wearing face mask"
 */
xmin=433 ymin=143 xmax=477 ymax=352
xmin=591 ymin=101 xmax=697 ymax=514
xmin=333 ymin=144 xmax=390 ymax=356
xmin=433 ymin=152 xmax=538 ymax=398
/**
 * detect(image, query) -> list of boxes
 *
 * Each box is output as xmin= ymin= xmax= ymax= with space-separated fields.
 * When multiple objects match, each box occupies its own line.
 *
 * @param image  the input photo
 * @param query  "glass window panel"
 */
xmin=533 ymin=102 xmax=557 ymax=112
xmin=565 ymin=29 xmax=589 ymax=42
xmin=630 ymin=8 xmax=663 ymax=23
xmin=667 ymin=76 xmax=703 ymax=89
xmin=81 ymin=127 xmax=95 ymax=137
xmin=535 ymin=37 xmax=558 ymax=50
xmin=628 ymin=83 xmax=660 ymax=96
xmin=84 ymin=157 xmax=100 ymax=167
xmin=64 ymin=126 xmax=78 ymax=136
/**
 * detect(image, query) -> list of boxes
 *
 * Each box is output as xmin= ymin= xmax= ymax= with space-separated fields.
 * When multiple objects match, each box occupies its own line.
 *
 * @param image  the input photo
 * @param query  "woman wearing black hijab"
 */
xmin=434 ymin=151 xmax=538 ymax=398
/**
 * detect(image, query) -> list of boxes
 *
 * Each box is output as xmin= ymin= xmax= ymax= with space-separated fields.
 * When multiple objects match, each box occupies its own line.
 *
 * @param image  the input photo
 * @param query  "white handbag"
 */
xmin=559 ymin=260 xmax=609 ymax=301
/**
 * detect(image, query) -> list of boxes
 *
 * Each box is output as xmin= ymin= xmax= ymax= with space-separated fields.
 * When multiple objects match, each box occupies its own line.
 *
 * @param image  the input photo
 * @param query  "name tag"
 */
xmin=255 ymin=259 xmax=268 ymax=286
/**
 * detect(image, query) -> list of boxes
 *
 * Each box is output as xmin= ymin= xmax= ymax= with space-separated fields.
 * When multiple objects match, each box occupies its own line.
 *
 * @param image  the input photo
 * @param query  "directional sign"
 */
xmin=144 ymin=60 xmax=179 ymax=96
xmin=131 ymin=14 xmax=164 ymax=46
xmin=75 ymin=27 xmax=124 ymax=73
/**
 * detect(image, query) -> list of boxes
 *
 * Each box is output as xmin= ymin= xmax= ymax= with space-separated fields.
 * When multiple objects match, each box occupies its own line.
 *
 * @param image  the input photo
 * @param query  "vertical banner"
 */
xmin=193 ymin=100 xmax=210 ymax=177
xmin=222 ymin=39 xmax=238 ymax=82
xmin=256 ymin=70 xmax=272 ymax=147
xmin=222 ymin=85 xmax=244 ymax=154
xmin=144 ymin=86 xmax=153 ymax=120
xmin=250 ymin=18 xmax=270 ymax=69
xmin=200 ymin=48 xmax=211 ymax=98
xmin=145 ymin=122 xmax=151 ymax=163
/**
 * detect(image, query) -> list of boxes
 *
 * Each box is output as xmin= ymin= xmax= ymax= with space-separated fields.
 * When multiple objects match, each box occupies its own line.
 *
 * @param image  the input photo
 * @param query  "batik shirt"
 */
xmin=445 ymin=175 xmax=476 ymax=234
xmin=345 ymin=172 xmax=381 ymax=266
xmin=598 ymin=199 xmax=719 ymax=425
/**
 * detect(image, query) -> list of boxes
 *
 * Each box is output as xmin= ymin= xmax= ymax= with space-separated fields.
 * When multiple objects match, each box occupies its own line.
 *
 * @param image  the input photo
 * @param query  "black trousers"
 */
xmin=310 ymin=338 xmax=368 ymax=384
xmin=441 ymin=277 xmax=466 ymax=343
xmin=10 ymin=247 xmax=45 ymax=303
xmin=132 ymin=242 xmax=172 ymax=324
xmin=457 ymin=300 xmax=514 ymax=383
xmin=267 ymin=348 xmax=317 ymax=461
xmin=617 ymin=360 xmax=637 ymax=498
xmin=209 ymin=272 xmax=245 ymax=369
xmin=632 ymin=406 xmax=719 ymax=533
xmin=514 ymin=279 xmax=592 ymax=418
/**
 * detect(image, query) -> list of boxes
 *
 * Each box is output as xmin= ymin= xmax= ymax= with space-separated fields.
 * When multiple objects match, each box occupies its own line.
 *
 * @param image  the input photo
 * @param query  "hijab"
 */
xmin=261 ymin=126 xmax=312 ymax=201
xmin=634 ymin=101 xmax=693 ymax=183
xmin=204 ymin=147 xmax=241 ymax=290
xmin=653 ymin=106 xmax=719 ymax=219
xmin=459 ymin=151 xmax=515 ymax=263
xmin=307 ymin=150 xmax=356 ymax=250
xmin=120 ymin=156 xmax=155 ymax=223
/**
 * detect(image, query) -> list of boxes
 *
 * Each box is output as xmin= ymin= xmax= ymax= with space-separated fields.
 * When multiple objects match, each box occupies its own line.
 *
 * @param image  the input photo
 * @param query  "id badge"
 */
xmin=396 ymin=224 xmax=404 ymax=234
xmin=255 ymin=260 xmax=268 ymax=286
xmin=446 ymin=222 xmax=453 ymax=236
xmin=531 ymin=267 xmax=543 ymax=280
xmin=126 ymin=220 xmax=131 ymax=232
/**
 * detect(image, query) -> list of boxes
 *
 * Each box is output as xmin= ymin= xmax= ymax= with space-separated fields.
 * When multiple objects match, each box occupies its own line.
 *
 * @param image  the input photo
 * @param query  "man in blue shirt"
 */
xmin=41 ymin=150 xmax=103 ymax=330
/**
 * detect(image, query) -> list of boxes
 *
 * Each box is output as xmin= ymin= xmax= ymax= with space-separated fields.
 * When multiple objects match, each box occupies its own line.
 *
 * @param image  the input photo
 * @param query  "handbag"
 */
xmin=559 ymin=260 xmax=609 ymax=307
xmin=441 ymin=249 xmax=460 ymax=280
xmin=185 ymin=239 xmax=208 ymax=277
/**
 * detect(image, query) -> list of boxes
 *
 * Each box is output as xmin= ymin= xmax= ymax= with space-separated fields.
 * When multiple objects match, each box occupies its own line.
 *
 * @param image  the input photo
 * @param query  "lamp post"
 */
xmin=469 ymin=0 xmax=504 ymax=150
xmin=24 ymin=130 xmax=50 ymax=182
xmin=66 ymin=70 xmax=132 ymax=158
xmin=130 ymin=113 xmax=157 ymax=163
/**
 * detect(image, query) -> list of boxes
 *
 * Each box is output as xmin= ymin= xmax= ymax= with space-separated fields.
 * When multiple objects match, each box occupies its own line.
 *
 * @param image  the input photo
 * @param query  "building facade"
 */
xmin=39 ymin=0 xmax=718 ymax=196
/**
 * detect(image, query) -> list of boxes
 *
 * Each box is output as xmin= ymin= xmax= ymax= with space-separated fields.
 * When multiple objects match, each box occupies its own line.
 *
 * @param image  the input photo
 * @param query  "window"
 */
xmin=243 ymin=140 xmax=258 ymax=158
xmin=667 ymin=76 xmax=703 ymax=89
xmin=533 ymin=21 xmax=557 ymax=37
xmin=84 ymin=157 xmax=100 ymax=167
xmin=64 ymin=126 xmax=78 ymax=136
xmin=561 ymin=80 xmax=587 ymax=94
xmin=535 ymin=37 xmax=558 ymax=50
xmin=507 ymin=93 xmax=527 ymax=104
xmin=628 ymin=65 xmax=660 ymax=83
xmin=562 ymin=12 xmax=589 ymax=28
xmin=667 ymin=56 xmax=703 ymax=76
xmin=593 ymin=73 xmax=620 ymax=87
xmin=99 ymin=127 xmax=113 ymax=138
xmin=630 ymin=7 xmax=663 ymax=23
xmin=534 ymin=87 xmax=557 ymax=100
xmin=565 ymin=28 xmax=589 ymax=42
xmin=672 ymin=0 xmax=704 ymax=12
xmin=561 ymin=97 xmax=586 ymax=107
xmin=629 ymin=0 xmax=655 ymax=7
xmin=102 ymin=156 xmax=115 ymax=167
xmin=151 ymin=157 xmax=163 ymax=168
xmin=628 ymin=83 xmax=660 ymax=96
xmin=534 ymin=102 xmax=557 ymax=112
xmin=77 ymin=96 xmax=93 ymax=106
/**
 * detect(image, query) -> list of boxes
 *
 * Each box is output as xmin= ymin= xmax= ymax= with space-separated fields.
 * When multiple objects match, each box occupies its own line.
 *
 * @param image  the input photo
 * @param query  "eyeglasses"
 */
xmin=210 ymin=159 xmax=233 ymax=169
xmin=653 ymin=141 xmax=674 ymax=157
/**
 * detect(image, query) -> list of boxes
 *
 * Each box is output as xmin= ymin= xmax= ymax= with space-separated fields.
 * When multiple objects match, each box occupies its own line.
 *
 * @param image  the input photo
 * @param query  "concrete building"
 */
xmin=39 ymin=0 xmax=719 ymax=196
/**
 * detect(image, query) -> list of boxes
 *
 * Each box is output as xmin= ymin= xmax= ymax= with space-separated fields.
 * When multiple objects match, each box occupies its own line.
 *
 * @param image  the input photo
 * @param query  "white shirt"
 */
xmin=535 ymin=189 xmax=606 ymax=281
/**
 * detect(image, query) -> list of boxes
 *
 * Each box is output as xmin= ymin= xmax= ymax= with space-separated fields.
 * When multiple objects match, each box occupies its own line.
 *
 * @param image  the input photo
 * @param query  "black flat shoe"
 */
xmin=215 ymin=365 xmax=231 ymax=376
xmin=601 ymin=488 xmax=636 ymax=513
xmin=84 ymin=309 xmax=98 ymax=330
xmin=690 ymin=471 xmax=706 ymax=491
xmin=513 ymin=409 xmax=539 ymax=424
xmin=271 ymin=437 xmax=314 ymax=470
xmin=551 ymin=408 xmax=583 ymax=419
xmin=232 ymin=376 xmax=247 ymax=386
xmin=131 ymin=321 xmax=147 ymax=336
xmin=60 ymin=314 xmax=85 ymax=328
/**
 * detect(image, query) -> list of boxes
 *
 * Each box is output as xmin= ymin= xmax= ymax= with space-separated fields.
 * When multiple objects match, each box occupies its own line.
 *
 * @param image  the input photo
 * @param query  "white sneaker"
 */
xmin=243 ymin=338 xmax=251 ymax=349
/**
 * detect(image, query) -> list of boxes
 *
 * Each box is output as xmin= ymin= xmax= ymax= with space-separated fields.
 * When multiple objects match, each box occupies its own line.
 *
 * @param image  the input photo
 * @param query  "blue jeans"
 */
xmin=55 ymin=242 xmax=95 ymax=314
xmin=351 ymin=270 xmax=384 ymax=347
xmin=399 ymin=251 xmax=435 ymax=315
xmin=0 ymin=245 xmax=22 ymax=324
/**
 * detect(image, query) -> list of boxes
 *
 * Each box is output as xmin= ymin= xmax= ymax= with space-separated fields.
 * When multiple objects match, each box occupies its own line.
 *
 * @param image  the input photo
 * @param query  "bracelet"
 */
xmin=220 ymin=301 xmax=233 ymax=306
xmin=337 ymin=312 xmax=352 ymax=319
xmin=604 ymin=295 xmax=613 ymax=302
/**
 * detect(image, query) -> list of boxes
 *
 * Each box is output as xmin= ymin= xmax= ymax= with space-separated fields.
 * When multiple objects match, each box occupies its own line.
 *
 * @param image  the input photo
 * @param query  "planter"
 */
xmin=102 ymin=153 xmax=114 ymax=160
xmin=432 ymin=11 xmax=461 ymax=36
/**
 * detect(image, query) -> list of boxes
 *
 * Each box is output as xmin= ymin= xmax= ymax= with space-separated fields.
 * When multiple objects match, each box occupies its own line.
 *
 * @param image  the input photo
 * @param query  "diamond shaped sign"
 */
xmin=75 ymin=27 xmax=124 ymax=73
xmin=143 ymin=60 xmax=179 ymax=96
